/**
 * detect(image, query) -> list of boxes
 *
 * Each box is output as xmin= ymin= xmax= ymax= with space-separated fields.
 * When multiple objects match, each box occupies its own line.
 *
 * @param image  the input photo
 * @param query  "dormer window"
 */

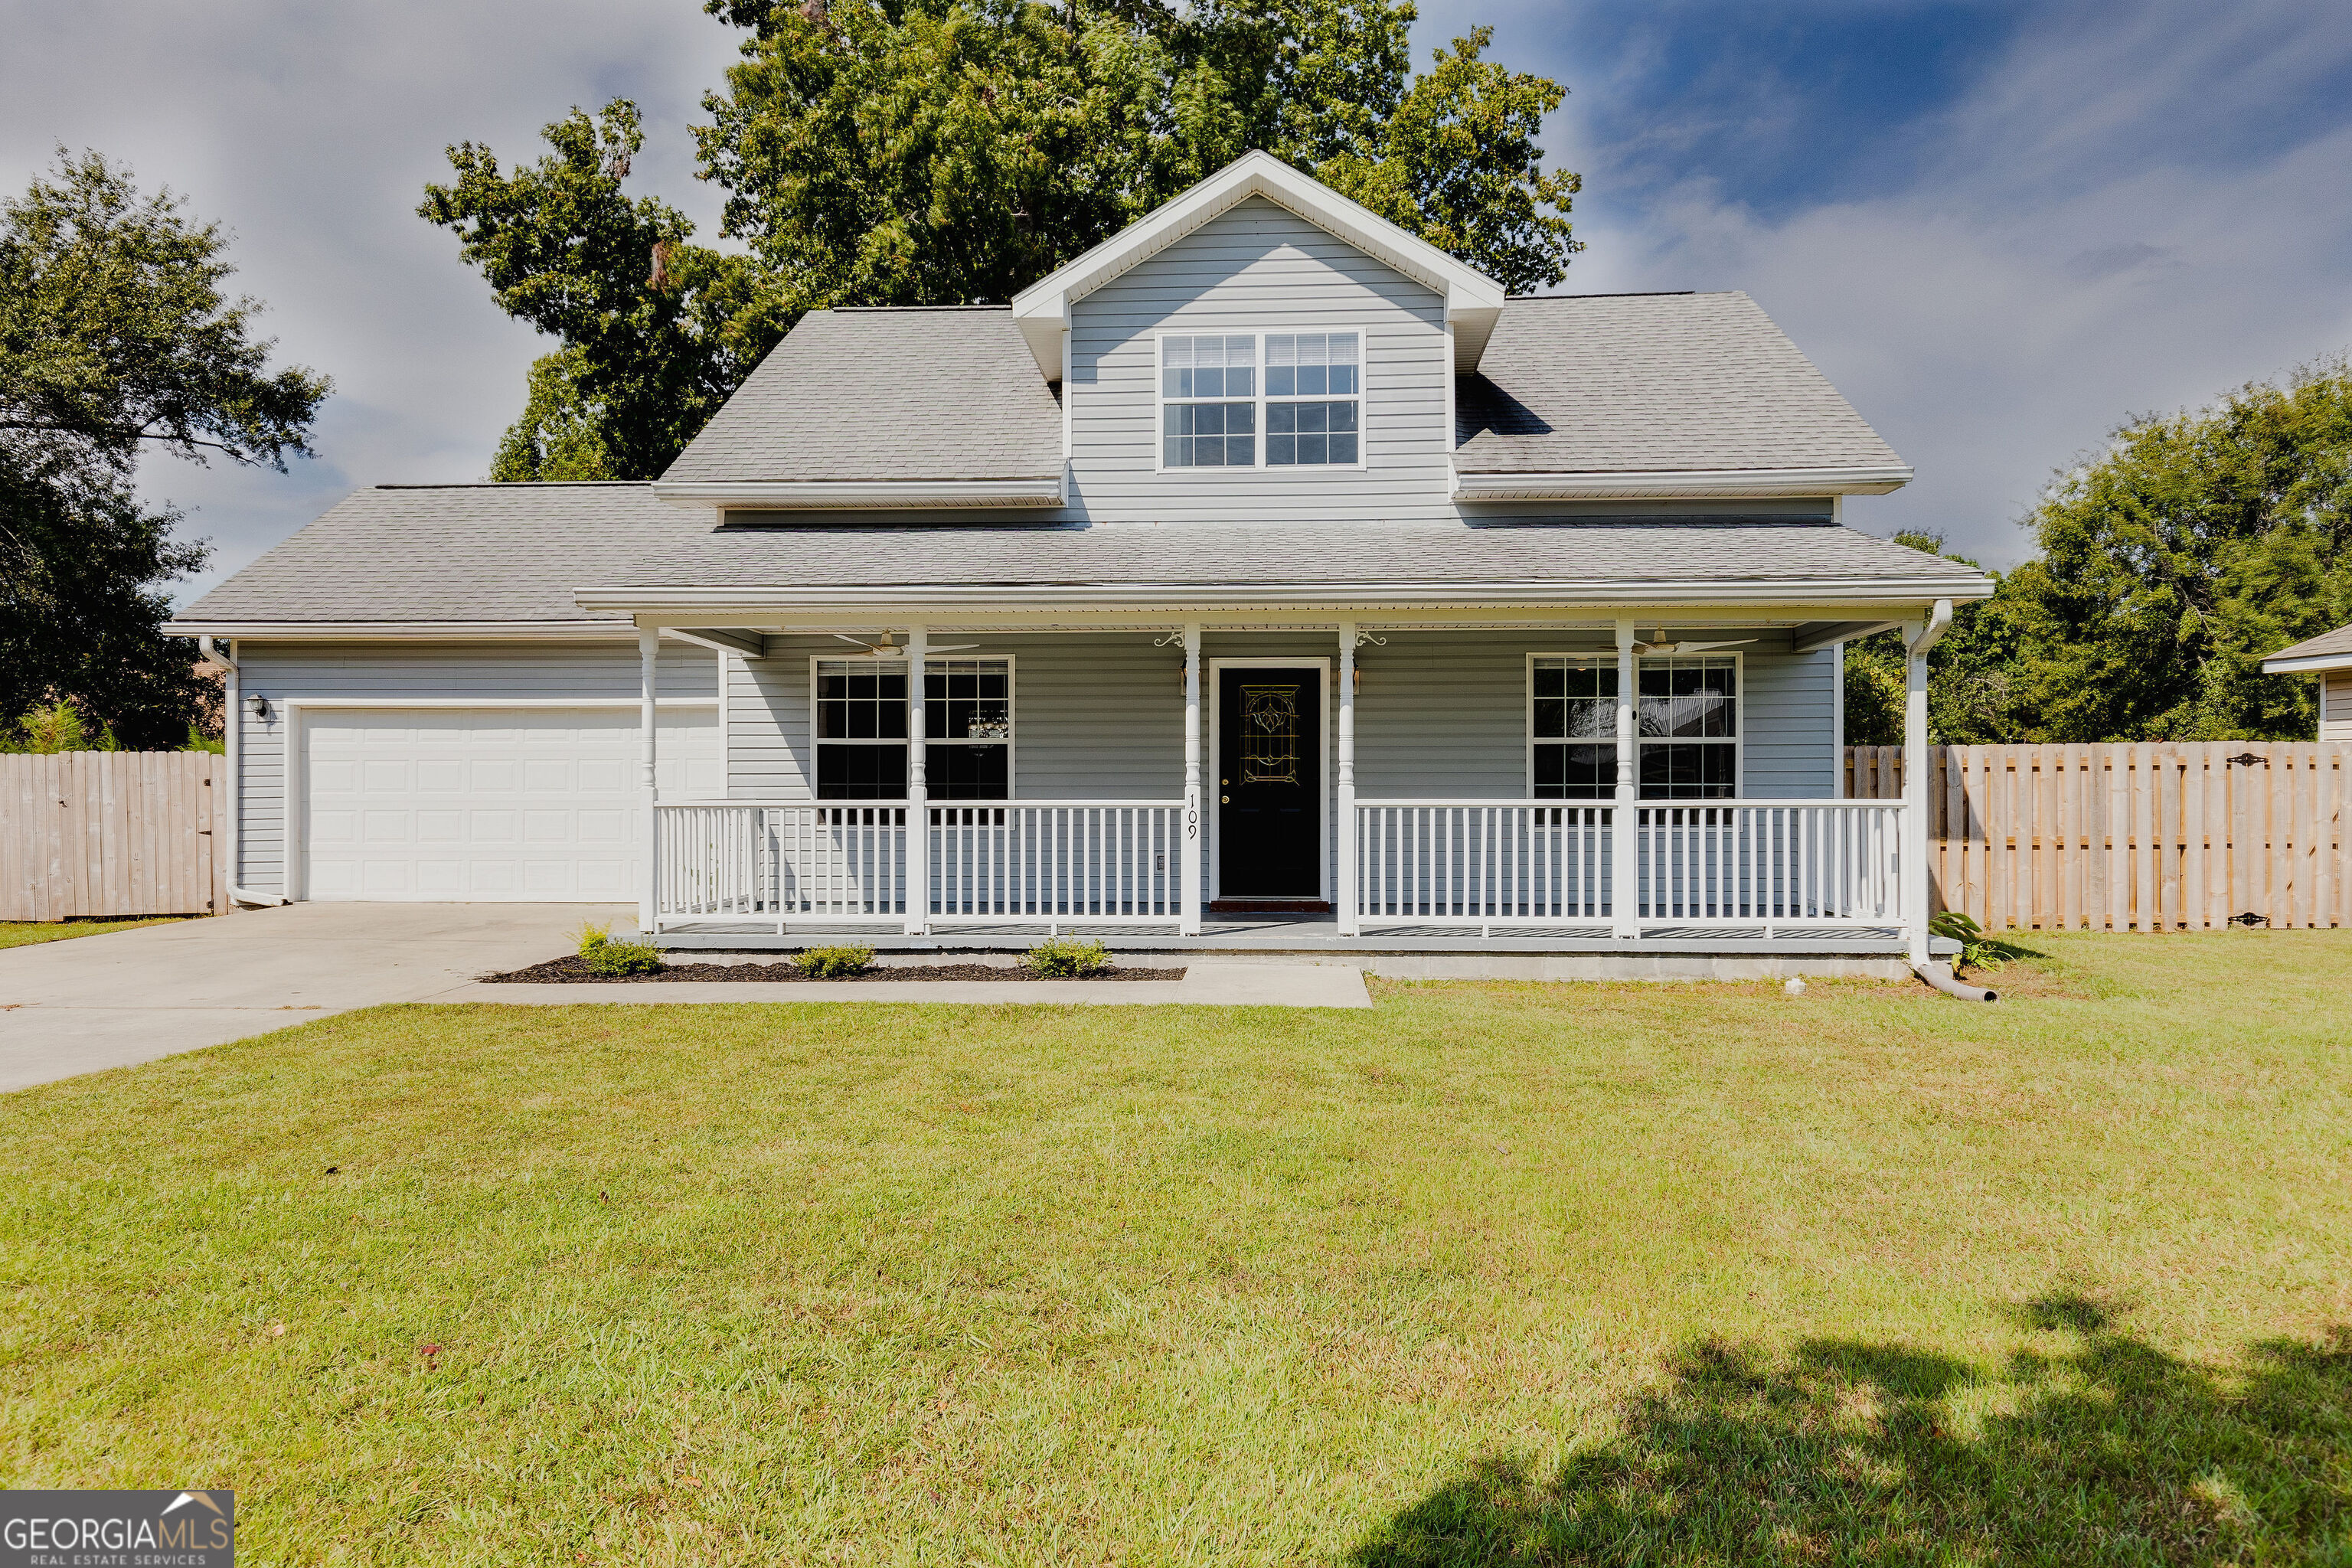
xmin=1266 ymin=332 xmax=1359 ymax=465
xmin=1156 ymin=330 xmax=1364 ymax=471
xmin=1161 ymin=335 xmax=1257 ymax=467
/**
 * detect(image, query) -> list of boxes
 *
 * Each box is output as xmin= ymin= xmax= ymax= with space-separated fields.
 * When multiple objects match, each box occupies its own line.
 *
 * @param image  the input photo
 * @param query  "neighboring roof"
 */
xmin=1455 ymin=292 xmax=1910 ymax=483
xmin=170 ymin=482 xmax=1991 ymax=632
xmin=1010 ymin=150 xmax=1508 ymax=377
xmin=2262 ymin=622 xmax=2352 ymax=672
xmin=659 ymin=307 xmax=1064 ymax=490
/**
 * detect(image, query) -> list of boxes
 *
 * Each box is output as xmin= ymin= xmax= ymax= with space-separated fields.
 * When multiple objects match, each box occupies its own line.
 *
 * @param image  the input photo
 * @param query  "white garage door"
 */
xmin=302 ymin=708 xmax=721 ymax=900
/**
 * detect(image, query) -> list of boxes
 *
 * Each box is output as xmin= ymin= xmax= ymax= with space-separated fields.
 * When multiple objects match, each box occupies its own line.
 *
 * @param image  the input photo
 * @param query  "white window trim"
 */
xmin=1152 ymin=328 xmax=1368 ymax=475
xmin=807 ymin=654 xmax=1018 ymax=802
xmin=1205 ymin=656 xmax=1333 ymax=903
xmin=1524 ymin=651 xmax=1746 ymax=802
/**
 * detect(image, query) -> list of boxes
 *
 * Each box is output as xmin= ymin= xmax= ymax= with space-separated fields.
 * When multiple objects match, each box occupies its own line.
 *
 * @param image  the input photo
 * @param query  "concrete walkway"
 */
xmin=1 ymin=905 xmax=1370 ymax=1093
xmin=0 ymin=903 xmax=629 ymax=1092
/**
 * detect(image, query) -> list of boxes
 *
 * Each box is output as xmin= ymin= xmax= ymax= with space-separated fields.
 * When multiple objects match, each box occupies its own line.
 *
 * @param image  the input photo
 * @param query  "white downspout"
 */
xmin=201 ymin=638 xmax=246 ymax=911
xmin=1902 ymin=599 xmax=1953 ymax=965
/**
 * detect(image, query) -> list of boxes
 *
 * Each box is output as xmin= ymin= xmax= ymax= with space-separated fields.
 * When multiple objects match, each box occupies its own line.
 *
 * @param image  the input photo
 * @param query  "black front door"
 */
xmin=1217 ymin=667 xmax=1321 ymax=899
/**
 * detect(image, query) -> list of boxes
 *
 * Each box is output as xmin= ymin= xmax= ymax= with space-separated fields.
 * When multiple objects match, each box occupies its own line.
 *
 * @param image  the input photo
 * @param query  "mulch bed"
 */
xmin=484 ymin=956 xmax=1187 ymax=984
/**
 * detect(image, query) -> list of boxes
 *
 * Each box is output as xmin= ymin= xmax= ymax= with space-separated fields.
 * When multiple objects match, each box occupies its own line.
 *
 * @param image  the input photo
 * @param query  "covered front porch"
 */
xmin=615 ymin=602 xmax=1955 ymax=967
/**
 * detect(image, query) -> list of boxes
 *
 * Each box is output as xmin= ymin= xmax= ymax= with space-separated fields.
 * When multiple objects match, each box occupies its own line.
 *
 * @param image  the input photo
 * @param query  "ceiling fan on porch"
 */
xmin=830 ymin=633 xmax=981 ymax=656
xmin=1631 ymin=632 xmax=1754 ymax=656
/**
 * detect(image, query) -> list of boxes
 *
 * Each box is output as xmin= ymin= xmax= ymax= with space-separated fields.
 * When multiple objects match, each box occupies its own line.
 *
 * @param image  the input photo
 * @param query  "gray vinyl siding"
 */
xmin=234 ymin=632 xmax=1841 ymax=896
xmin=732 ymin=634 xmax=1187 ymax=801
xmin=1066 ymin=194 xmax=1455 ymax=524
xmin=231 ymin=640 xmax=719 ymax=893
xmin=2324 ymin=672 xmax=2352 ymax=743
xmin=1354 ymin=631 xmax=1834 ymax=800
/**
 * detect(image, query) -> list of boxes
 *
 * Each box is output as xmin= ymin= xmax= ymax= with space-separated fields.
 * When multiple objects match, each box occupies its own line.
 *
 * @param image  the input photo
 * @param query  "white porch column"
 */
xmin=1181 ymin=622 xmax=1204 ymax=936
xmin=638 ymin=623 xmax=660 ymax=936
xmin=1611 ymin=617 xmax=1641 ymax=939
xmin=1902 ymin=600 xmax=1953 ymax=964
xmin=905 ymin=626 xmax=929 ymax=936
xmin=1338 ymin=619 xmax=1358 ymax=936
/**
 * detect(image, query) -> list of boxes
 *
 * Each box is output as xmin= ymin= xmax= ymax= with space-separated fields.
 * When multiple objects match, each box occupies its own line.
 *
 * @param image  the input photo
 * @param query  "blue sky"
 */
xmin=4 ymin=0 xmax=2350 ymax=596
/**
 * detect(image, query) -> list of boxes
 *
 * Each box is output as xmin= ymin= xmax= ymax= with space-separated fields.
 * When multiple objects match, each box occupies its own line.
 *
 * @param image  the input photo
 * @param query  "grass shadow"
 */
xmin=1353 ymin=1297 xmax=2352 ymax=1564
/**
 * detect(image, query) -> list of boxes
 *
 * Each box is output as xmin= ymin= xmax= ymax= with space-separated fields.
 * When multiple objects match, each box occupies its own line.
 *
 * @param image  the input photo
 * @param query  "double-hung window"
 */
xmin=1161 ymin=334 xmax=1256 ymax=467
xmin=815 ymin=658 xmax=1014 ymax=800
xmin=1266 ymin=332 xmax=1359 ymax=465
xmin=1530 ymin=654 xmax=1740 ymax=800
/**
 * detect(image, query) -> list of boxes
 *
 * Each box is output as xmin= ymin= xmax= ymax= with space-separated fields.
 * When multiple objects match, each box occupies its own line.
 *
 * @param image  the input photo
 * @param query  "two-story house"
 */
xmin=171 ymin=152 xmax=1993 ymax=975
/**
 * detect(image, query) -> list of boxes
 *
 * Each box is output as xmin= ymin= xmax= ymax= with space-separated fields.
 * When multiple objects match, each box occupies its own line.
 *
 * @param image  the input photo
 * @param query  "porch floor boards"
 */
xmin=651 ymin=915 xmax=1910 ymax=956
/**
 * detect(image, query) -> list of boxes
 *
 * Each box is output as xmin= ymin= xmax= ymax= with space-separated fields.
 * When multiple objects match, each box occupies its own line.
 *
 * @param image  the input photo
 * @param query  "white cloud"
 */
xmin=1514 ymin=0 xmax=2352 ymax=564
xmin=2 ymin=0 xmax=741 ymax=603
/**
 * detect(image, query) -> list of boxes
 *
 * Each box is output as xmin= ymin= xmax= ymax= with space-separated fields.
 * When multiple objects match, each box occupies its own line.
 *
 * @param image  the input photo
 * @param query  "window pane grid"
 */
xmin=1266 ymin=332 xmax=1359 ymax=466
xmin=1532 ymin=654 xmax=1738 ymax=801
xmin=1163 ymin=333 xmax=1257 ymax=468
xmin=815 ymin=658 xmax=1014 ymax=801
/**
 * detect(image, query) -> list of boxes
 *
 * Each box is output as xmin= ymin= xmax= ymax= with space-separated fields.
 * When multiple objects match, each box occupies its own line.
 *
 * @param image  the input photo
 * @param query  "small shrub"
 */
xmin=1929 ymin=910 xmax=2007 ymax=974
xmin=578 ymin=920 xmax=663 ymax=976
xmin=794 ymin=944 xmax=874 ymax=978
xmin=1024 ymin=936 xmax=1112 ymax=977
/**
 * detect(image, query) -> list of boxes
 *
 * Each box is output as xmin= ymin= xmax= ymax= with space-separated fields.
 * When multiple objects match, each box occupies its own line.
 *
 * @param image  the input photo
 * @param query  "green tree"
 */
xmin=426 ymin=0 xmax=1579 ymax=477
xmin=1988 ymin=360 xmax=2351 ymax=741
xmin=1840 ymin=532 xmax=2008 ymax=747
xmin=420 ymin=102 xmax=753 ymax=482
xmin=1 ymin=150 xmax=328 ymax=746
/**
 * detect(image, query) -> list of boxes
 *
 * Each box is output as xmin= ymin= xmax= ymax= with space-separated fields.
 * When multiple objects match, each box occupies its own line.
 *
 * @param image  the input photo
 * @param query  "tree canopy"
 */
xmin=423 ymin=0 xmax=1579 ymax=479
xmin=1 ymin=151 xmax=328 ymax=746
xmin=1845 ymin=360 xmax=2352 ymax=746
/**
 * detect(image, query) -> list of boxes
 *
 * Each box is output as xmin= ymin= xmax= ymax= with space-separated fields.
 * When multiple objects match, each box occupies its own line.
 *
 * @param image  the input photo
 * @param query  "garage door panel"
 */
xmin=302 ymin=707 xmax=718 ymax=902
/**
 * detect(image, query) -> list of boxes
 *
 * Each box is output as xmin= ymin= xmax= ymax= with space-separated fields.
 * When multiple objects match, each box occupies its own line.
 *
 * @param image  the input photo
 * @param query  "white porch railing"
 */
xmin=1355 ymin=802 xmax=1613 ymax=923
xmin=1635 ymin=800 xmax=1905 ymax=927
xmin=655 ymin=802 xmax=907 ymax=927
xmin=931 ymin=802 xmax=1183 ymax=923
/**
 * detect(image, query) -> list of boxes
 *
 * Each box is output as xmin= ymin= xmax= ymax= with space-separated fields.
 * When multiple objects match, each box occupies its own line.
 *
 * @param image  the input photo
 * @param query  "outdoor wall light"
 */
xmin=245 ymin=694 xmax=271 ymax=720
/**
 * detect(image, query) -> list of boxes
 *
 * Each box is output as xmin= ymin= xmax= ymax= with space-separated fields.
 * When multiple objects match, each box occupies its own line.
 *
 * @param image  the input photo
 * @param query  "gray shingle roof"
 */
xmin=661 ymin=307 xmax=1065 ymax=485
xmin=174 ymin=482 xmax=1986 ymax=628
xmin=2264 ymin=622 xmax=2352 ymax=666
xmin=1456 ymin=292 xmax=1906 ymax=475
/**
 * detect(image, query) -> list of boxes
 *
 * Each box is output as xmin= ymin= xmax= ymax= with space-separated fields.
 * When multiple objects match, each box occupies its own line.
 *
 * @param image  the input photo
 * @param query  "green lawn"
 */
xmin=2 ymin=933 xmax=2347 ymax=1563
xmin=0 ymin=916 xmax=185 ymax=949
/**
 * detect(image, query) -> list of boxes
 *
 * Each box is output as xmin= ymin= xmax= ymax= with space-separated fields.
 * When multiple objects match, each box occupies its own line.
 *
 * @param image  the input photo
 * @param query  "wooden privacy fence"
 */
xmin=1845 ymin=743 xmax=2350 ymax=931
xmin=2 ymin=753 xmax=227 ymax=920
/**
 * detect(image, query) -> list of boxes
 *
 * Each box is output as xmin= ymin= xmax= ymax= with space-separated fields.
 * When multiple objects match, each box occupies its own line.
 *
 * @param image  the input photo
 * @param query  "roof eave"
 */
xmin=1010 ymin=152 xmax=1508 ymax=378
xmin=2261 ymin=651 xmax=2352 ymax=675
xmin=574 ymin=573 xmax=1994 ymax=617
xmin=1451 ymin=465 xmax=1914 ymax=501
xmin=649 ymin=477 xmax=1067 ymax=511
xmin=162 ymin=619 xmax=635 ymax=641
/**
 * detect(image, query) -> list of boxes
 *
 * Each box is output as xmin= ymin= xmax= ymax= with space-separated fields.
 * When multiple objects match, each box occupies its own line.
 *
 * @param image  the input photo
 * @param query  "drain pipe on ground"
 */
xmin=1916 ymin=961 xmax=1998 ymax=1002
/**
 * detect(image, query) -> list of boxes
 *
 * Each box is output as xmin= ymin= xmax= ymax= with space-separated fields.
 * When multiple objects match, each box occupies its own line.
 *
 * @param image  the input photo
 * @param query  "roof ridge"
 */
xmin=829 ymin=304 xmax=1014 ymax=313
xmin=371 ymin=481 xmax=655 ymax=491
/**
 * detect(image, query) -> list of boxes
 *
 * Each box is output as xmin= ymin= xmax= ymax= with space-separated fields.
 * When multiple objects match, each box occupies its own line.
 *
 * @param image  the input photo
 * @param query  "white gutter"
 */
xmin=200 ymin=638 xmax=240 ymax=912
xmin=648 ymin=477 xmax=1065 ymax=511
xmin=1451 ymin=465 xmax=1915 ymax=501
xmin=164 ymin=620 xmax=635 ymax=641
xmin=1907 ymin=597 xmax=1955 ymax=653
xmin=575 ymin=573 xmax=1994 ymax=615
xmin=2261 ymin=651 xmax=2352 ymax=675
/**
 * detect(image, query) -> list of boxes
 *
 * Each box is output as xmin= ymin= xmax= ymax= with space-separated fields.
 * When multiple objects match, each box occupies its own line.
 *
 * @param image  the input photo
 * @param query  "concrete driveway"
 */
xmin=0 ymin=903 xmax=619 ymax=1093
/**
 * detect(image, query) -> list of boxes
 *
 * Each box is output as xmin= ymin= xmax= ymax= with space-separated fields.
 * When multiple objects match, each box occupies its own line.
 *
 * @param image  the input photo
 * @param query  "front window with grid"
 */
xmin=814 ymin=659 xmax=1012 ymax=800
xmin=1266 ymin=332 xmax=1359 ymax=464
xmin=1161 ymin=334 xmax=1256 ymax=467
xmin=1531 ymin=655 xmax=1740 ymax=800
